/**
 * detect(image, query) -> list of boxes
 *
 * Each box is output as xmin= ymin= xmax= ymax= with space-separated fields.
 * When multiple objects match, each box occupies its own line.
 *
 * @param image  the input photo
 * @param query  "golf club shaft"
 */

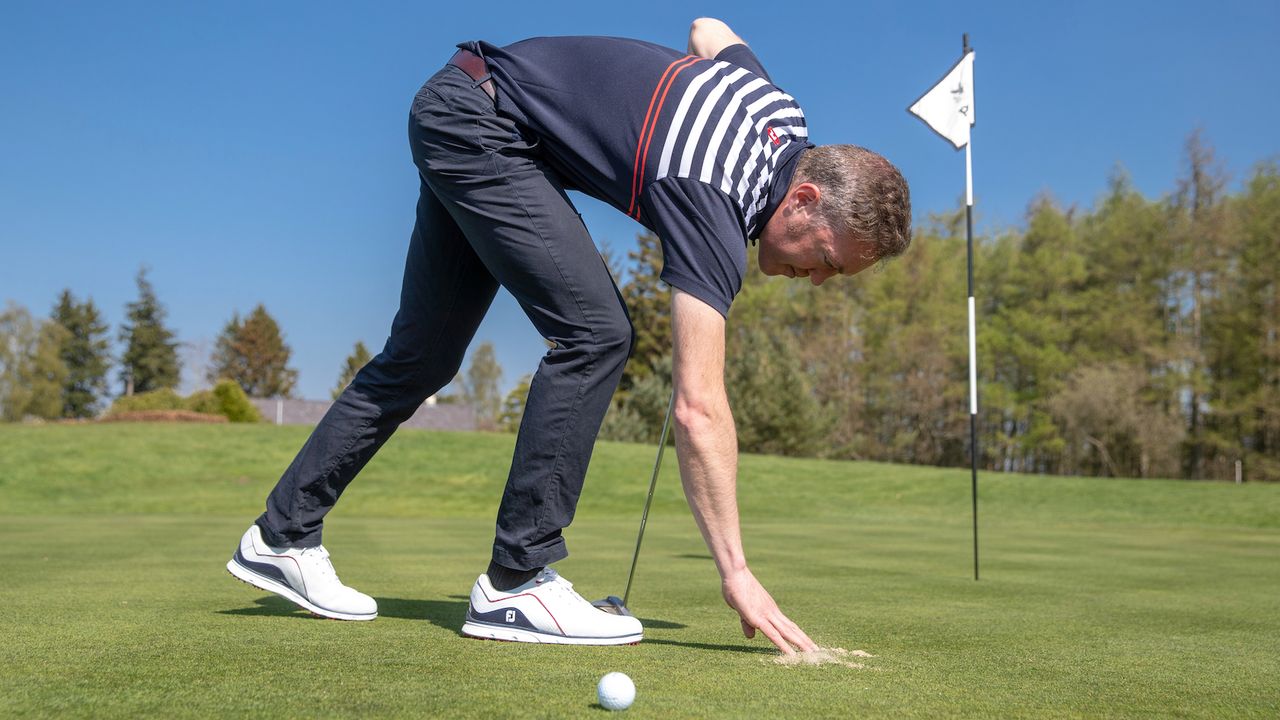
xmin=622 ymin=388 xmax=676 ymax=608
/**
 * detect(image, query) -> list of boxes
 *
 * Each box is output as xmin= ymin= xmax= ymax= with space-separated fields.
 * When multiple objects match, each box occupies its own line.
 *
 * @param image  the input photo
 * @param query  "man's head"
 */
xmin=757 ymin=145 xmax=911 ymax=286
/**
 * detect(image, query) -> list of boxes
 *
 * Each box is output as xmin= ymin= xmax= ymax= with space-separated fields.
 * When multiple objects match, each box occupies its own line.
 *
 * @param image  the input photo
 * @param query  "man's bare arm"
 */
xmin=670 ymin=289 xmax=817 ymax=655
xmin=686 ymin=17 xmax=747 ymax=59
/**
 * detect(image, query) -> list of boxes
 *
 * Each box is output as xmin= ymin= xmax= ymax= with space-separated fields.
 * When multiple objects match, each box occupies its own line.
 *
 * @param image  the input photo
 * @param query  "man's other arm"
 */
xmin=670 ymin=288 xmax=817 ymax=655
xmin=686 ymin=17 xmax=747 ymax=59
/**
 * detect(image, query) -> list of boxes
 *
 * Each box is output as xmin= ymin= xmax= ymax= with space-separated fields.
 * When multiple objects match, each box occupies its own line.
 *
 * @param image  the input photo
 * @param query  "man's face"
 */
xmin=757 ymin=183 xmax=878 ymax=286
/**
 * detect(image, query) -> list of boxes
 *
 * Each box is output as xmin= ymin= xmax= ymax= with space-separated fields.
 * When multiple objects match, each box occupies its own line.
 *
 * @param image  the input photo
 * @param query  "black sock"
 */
xmin=486 ymin=560 xmax=543 ymax=591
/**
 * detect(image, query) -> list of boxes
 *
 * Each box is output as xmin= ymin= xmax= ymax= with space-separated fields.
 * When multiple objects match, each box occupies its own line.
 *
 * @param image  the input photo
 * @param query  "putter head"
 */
xmin=591 ymin=595 xmax=632 ymax=616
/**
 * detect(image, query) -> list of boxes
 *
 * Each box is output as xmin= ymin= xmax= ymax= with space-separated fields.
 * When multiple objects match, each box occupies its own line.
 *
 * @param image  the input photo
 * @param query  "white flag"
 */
xmin=908 ymin=50 xmax=975 ymax=149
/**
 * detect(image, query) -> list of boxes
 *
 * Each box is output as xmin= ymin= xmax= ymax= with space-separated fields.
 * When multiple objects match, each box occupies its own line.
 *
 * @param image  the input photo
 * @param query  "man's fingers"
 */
xmin=784 ymin=623 xmax=818 ymax=653
xmin=723 ymin=571 xmax=815 ymax=655
xmin=776 ymin=613 xmax=818 ymax=652
xmin=756 ymin=619 xmax=796 ymax=656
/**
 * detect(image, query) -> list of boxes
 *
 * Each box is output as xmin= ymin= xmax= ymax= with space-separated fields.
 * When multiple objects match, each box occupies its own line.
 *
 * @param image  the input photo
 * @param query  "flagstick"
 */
xmin=963 ymin=33 xmax=979 ymax=582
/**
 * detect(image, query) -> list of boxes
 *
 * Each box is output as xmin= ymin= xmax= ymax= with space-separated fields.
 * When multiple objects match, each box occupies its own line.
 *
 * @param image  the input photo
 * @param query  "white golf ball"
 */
xmin=597 ymin=672 xmax=635 ymax=711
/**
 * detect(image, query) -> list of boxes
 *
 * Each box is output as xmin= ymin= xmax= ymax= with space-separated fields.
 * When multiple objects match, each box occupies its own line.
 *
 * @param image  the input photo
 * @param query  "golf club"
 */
xmin=593 ymin=388 xmax=676 ymax=617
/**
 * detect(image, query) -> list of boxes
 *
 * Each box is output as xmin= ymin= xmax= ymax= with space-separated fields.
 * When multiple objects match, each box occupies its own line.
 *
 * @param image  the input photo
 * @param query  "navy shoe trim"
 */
xmin=464 ymin=605 xmax=639 ymax=639
xmin=467 ymin=604 xmax=538 ymax=631
xmin=233 ymin=548 xmax=293 ymax=589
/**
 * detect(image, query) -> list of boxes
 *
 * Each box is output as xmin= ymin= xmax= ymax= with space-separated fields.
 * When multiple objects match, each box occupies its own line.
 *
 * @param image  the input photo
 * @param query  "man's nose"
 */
xmin=810 ymin=269 xmax=833 ymax=286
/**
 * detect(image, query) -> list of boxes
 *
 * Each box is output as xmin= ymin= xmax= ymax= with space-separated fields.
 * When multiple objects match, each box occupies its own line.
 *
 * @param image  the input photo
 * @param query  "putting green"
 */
xmin=2 ymin=424 xmax=1277 ymax=718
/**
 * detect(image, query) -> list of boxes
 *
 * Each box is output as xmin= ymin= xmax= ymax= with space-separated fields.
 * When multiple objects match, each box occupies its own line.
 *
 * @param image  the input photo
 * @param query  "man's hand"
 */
xmin=670 ymin=289 xmax=817 ymax=656
xmin=723 ymin=567 xmax=818 ymax=656
xmin=686 ymin=18 xmax=747 ymax=59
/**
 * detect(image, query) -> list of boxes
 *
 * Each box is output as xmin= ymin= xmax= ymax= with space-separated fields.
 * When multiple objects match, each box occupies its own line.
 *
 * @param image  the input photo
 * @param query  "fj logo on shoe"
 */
xmin=505 ymin=610 xmax=516 ymax=623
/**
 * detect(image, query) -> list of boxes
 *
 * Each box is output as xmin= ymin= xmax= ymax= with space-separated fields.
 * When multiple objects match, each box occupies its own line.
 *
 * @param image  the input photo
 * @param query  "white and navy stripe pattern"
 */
xmin=650 ymin=61 xmax=808 ymax=236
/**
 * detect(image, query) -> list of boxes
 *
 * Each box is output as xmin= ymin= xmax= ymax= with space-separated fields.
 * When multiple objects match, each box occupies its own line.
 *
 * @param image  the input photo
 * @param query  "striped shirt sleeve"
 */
xmin=640 ymin=177 xmax=748 ymax=317
xmin=714 ymin=44 xmax=771 ymax=83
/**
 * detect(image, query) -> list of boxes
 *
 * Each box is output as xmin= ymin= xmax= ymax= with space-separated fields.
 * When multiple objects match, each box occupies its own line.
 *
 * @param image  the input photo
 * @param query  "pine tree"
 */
xmin=51 ymin=290 xmax=112 ymax=418
xmin=331 ymin=341 xmax=373 ymax=400
xmin=725 ymin=323 xmax=829 ymax=457
xmin=1171 ymin=130 xmax=1229 ymax=478
xmin=1072 ymin=168 xmax=1185 ymax=476
xmin=619 ymin=232 xmax=670 ymax=390
xmin=857 ymin=220 xmax=969 ymax=467
xmin=462 ymin=341 xmax=503 ymax=430
xmin=208 ymin=304 xmax=298 ymax=398
xmin=729 ymin=243 xmax=868 ymax=460
xmin=616 ymin=354 xmax=674 ymax=443
xmin=1205 ymin=161 xmax=1280 ymax=480
xmin=974 ymin=196 xmax=1097 ymax=473
xmin=119 ymin=268 xmax=181 ymax=395
xmin=1076 ymin=168 xmax=1175 ymax=368
xmin=0 ymin=302 xmax=70 ymax=421
xmin=208 ymin=313 xmax=244 ymax=388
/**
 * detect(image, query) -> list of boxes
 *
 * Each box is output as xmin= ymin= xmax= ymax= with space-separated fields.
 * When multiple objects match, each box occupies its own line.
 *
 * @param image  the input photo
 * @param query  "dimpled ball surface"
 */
xmin=596 ymin=672 xmax=635 ymax=711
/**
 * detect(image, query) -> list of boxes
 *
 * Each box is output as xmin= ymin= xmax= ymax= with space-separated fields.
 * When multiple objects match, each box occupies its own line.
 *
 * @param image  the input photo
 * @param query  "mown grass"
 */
xmin=2 ymin=423 xmax=1278 ymax=718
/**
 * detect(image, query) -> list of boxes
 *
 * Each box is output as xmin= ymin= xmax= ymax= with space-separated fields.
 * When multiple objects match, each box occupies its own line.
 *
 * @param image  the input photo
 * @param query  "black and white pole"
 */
xmin=962 ymin=33 xmax=979 ymax=582
xmin=907 ymin=32 xmax=980 ymax=580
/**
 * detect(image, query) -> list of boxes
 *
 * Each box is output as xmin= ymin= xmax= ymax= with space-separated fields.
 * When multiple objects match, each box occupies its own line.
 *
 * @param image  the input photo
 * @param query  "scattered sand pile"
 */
xmin=772 ymin=647 xmax=875 ymax=669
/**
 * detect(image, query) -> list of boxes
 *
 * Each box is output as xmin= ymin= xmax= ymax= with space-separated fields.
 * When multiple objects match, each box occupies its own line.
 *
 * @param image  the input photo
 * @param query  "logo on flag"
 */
xmin=908 ymin=50 xmax=975 ymax=149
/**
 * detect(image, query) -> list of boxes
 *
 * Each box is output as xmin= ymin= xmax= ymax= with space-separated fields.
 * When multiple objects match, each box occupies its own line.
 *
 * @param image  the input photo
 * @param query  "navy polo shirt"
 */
xmin=468 ymin=37 xmax=813 ymax=316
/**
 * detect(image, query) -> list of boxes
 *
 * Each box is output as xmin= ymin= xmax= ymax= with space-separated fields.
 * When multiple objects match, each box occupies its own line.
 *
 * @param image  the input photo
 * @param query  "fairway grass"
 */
xmin=2 ymin=424 xmax=1278 ymax=718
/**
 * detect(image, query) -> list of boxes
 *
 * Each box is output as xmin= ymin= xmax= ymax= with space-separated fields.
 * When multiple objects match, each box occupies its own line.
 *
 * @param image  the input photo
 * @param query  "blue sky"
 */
xmin=2 ymin=0 xmax=1277 ymax=399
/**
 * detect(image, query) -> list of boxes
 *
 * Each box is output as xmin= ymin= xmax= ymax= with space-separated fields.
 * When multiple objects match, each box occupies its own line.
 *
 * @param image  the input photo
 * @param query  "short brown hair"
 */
xmin=793 ymin=145 xmax=912 ymax=260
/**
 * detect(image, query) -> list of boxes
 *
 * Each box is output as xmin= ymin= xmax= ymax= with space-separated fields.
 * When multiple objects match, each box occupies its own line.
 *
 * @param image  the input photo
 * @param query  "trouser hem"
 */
xmin=254 ymin=515 xmax=321 ymax=549
xmin=491 ymin=542 xmax=568 ymax=572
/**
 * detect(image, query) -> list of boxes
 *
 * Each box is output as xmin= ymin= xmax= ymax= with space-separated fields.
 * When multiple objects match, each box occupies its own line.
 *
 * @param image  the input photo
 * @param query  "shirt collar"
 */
xmin=748 ymin=142 xmax=813 ymax=243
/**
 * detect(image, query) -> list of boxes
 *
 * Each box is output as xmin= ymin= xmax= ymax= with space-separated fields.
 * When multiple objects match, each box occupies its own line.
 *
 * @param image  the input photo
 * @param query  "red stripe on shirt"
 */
xmin=627 ymin=55 xmax=700 ymax=219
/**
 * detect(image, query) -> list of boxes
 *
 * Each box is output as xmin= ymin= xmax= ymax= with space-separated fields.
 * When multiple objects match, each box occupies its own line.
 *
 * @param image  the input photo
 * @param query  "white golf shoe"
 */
xmin=461 ymin=568 xmax=643 ymax=645
xmin=226 ymin=525 xmax=377 ymax=621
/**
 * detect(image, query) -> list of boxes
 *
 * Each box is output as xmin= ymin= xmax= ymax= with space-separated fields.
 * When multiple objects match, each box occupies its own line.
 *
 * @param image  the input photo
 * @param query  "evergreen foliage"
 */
xmin=599 ymin=131 xmax=1280 ymax=480
xmin=332 ymin=341 xmax=373 ymax=400
xmin=208 ymin=304 xmax=298 ymax=398
xmin=725 ymin=323 xmax=830 ymax=458
xmin=21 ymin=132 xmax=1277 ymax=480
xmin=600 ymin=355 xmax=673 ymax=444
xmin=50 ymin=290 xmax=112 ymax=418
xmin=618 ymin=232 xmax=670 ymax=390
xmin=118 ymin=268 xmax=181 ymax=395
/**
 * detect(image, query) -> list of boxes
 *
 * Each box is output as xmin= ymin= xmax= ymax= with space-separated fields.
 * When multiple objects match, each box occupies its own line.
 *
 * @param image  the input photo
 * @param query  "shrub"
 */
xmin=107 ymin=388 xmax=185 ymax=415
xmin=105 ymin=381 xmax=261 ymax=423
xmin=210 ymin=379 xmax=261 ymax=423
xmin=185 ymin=389 xmax=219 ymax=415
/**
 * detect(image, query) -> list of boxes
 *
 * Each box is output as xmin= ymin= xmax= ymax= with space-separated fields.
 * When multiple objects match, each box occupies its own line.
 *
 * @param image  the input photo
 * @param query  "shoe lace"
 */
xmin=299 ymin=546 xmax=339 ymax=583
xmin=537 ymin=569 xmax=590 ymax=608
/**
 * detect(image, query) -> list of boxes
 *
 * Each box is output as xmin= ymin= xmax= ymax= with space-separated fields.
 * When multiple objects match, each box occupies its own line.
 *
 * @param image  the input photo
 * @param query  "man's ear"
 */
xmin=791 ymin=182 xmax=820 ymax=210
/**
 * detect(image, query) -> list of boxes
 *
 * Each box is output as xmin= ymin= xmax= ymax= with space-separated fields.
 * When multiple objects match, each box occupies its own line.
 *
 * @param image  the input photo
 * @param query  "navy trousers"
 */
xmin=256 ymin=62 xmax=633 ymax=571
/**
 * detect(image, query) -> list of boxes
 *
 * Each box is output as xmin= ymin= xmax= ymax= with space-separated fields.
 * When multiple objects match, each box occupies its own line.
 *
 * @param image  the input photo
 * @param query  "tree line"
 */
xmin=468 ymin=133 xmax=1278 ymax=482
xmin=5 ymin=132 xmax=1275 ymax=481
xmin=593 ymin=132 xmax=1277 ymax=482
xmin=0 ymin=261 xmax=511 ymax=425
xmin=0 ymin=268 xmax=374 ymax=420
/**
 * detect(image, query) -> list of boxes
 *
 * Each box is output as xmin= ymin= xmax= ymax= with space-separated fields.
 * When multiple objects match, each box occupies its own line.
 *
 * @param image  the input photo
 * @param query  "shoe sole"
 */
xmin=226 ymin=558 xmax=377 ymax=621
xmin=460 ymin=620 xmax=641 ymax=645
